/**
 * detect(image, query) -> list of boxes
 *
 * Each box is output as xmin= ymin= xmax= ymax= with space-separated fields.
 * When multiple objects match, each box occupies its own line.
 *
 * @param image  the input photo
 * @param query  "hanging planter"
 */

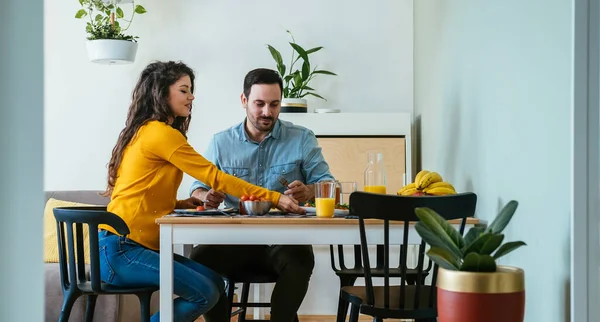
xmin=86 ymin=39 xmax=138 ymax=64
xmin=75 ymin=0 xmax=147 ymax=65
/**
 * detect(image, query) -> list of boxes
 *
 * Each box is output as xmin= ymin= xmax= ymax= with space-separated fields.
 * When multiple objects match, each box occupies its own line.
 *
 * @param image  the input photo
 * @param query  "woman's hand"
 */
xmin=276 ymin=195 xmax=306 ymax=214
xmin=176 ymin=197 xmax=203 ymax=209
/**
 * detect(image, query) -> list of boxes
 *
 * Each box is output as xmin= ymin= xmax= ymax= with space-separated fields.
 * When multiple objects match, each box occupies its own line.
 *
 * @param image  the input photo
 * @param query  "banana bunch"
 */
xmin=397 ymin=170 xmax=457 ymax=196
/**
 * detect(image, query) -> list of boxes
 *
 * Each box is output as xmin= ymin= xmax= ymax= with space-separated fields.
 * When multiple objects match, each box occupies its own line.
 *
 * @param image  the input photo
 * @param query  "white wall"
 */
xmin=414 ymin=1 xmax=572 ymax=321
xmin=0 ymin=0 xmax=45 ymax=321
xmin=44 ymin=0 xmax=414 ymax=315
xmin=44 ymin=0 xmax=413 ymax=197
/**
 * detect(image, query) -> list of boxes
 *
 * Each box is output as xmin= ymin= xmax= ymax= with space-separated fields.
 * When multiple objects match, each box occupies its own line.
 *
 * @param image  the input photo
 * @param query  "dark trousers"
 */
xmin=190 ymin=245 xmax=315 ymax=322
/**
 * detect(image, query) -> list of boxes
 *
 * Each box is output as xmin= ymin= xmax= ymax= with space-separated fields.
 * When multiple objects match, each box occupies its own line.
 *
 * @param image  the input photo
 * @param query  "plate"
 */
xmin=172 ymin=207 xmax=236 ymax=216
xmin=301 ymin=206 xmax=349 ymax=217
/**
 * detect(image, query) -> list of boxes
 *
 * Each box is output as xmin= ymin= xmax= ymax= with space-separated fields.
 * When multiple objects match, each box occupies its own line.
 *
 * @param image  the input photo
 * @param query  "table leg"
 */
xmin=160 ymin=224 xmax=174 ymax=322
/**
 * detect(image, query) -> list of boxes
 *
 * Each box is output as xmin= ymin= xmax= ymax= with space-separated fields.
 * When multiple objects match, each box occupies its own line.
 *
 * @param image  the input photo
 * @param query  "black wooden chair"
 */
xmin=341 ymin=192 xmax=477 ymax=322
xmin=53 ymin=206 xmax=158 ymax=322
xmin=329 ymin=244 xmax=433 ymax=322
xmin=226 ymin=272 xmax=299 ymax=322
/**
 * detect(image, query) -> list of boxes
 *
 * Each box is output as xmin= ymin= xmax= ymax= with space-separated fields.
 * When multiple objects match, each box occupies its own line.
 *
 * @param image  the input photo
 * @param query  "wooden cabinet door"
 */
xmin=316 ymin=136 xmax=406 ymax=195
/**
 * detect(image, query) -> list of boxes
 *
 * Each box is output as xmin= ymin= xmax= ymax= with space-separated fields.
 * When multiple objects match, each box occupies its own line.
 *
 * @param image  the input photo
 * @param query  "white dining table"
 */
xmin=156 ymin=215 xmax=479 ymax=322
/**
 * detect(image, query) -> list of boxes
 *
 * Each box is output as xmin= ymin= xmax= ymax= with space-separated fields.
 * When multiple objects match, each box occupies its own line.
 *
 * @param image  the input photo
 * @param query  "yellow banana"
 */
xmin=424 ymin=181 xmax=455 ymax=191
xmin=424 ymin=186 xmax=457 ymax=196
xmin=397 ymin=182 xmax=416 ymax=195
xmin=414 ymin=170 xmax=430 ymax=187
xmin=399 ymin=187 xmax=418 ymax=196
xmin=417 ymin=171 xmax=443 ymax=189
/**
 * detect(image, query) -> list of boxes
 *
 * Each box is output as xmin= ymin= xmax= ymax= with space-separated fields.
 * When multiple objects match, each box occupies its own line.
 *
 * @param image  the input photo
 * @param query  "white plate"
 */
xmin=301 ymin=206 xmax=349 ymax=216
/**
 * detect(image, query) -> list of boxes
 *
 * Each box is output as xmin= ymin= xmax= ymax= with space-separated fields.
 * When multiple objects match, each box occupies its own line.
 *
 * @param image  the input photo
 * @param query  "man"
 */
xmin=189 ymin=68 xmax=334 ymax=322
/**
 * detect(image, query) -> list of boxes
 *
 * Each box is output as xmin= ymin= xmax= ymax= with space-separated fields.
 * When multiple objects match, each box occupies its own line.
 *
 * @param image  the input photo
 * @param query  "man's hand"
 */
xmin=176 ymin=197 xmax=203 ymax=209
xmin=192 ymin=188 xmax=226 ymax=209
xmin=276 ymin=195 xmax=306 ymax=214
xmin=283 ymin=180 xmax=314 ymax=203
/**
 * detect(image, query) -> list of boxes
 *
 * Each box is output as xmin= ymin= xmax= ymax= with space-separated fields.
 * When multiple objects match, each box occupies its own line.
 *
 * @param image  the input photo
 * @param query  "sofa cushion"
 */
xmin=44 ymin=198 xmax=98 ymax=264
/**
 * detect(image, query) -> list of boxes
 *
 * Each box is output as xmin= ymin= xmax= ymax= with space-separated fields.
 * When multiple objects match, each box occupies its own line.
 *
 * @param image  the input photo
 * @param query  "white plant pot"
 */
xmin=281 ymin=98 xmax=308 ymax=113
xmin=86 ymin=39 xmax=138 ymax=65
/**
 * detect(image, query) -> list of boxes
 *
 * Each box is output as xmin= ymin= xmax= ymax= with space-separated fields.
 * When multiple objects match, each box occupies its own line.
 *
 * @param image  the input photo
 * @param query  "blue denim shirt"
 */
xmin=189 ymin=119 xmax=334 ymax=208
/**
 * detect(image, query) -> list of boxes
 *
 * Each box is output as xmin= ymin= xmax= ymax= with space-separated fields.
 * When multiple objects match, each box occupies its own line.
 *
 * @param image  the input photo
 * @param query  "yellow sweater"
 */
xmin=100 ymin=120 xmax=281 ymax=250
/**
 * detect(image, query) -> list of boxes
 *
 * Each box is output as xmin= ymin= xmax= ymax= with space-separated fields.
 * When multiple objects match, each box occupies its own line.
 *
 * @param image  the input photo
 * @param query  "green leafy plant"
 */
xmin=75 ymin=0 xmax=147 ymax=41
xmin=414 ymin=200 xmax=526 ymax=272
xmin=266 ymin=30 xmax=337 ymax=100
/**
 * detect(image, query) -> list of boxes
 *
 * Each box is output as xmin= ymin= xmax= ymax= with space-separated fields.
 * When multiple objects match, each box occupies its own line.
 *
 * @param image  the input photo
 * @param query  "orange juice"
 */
xmin=364 ymin=185 xmax=386 ymax=194
xmin=315 ymin=197 xmax=335 ymax=218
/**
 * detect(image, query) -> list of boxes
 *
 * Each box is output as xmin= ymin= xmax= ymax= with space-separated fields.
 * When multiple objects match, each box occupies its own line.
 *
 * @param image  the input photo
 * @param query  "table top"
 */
xmin=156 ymin=215 xmax=480 ymax=225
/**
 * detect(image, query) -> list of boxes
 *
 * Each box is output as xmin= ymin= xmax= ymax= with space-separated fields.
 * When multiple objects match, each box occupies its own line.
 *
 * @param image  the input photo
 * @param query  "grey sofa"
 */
xmin=44 ymin=190 xmax=159 ymax=322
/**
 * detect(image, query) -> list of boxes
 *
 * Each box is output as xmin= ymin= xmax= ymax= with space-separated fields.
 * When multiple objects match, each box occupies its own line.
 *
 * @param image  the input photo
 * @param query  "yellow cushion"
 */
xmin=43 ymin=198 xmax=98 ymax=264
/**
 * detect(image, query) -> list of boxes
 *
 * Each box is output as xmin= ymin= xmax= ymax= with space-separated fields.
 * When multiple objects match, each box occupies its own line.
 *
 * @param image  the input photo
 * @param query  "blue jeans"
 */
xmin=98 ymin=230 xmax=225 ymax=322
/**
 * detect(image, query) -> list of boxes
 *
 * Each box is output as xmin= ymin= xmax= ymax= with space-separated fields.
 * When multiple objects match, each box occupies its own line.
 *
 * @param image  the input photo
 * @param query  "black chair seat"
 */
xmin=78 ymin=282 xmax=159 ymax=294
xmin=341 ymin=285 xmax=437 ymax=319
xmin=334 ymin=267 xmax=427 ymax=279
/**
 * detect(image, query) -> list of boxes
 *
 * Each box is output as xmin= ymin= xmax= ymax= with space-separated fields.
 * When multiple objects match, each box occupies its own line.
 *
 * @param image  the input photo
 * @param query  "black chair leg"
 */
xmin=84 ymin=294 xmax=98 ymax=322
xmin=59 ymin=291 xmax=79 ymax=322
xmin=336 ymin=277 xmax=357 ymax=322
xmin=373 ymin=318 xmax=383 ymax=322
xmin=227 ymin=281 xmax=236 ymax=318
xmin=348 ymin=304 xmax=360 ymax=322
xmin=137 ymin=292 xmax=153 ymax=322
xmin=238 ymin=282 xmax=251 ymax=322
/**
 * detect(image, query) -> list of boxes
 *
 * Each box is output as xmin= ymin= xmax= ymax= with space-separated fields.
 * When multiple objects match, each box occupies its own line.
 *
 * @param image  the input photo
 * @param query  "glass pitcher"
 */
xmin=364 ymin=152 xmax=387 ymax=194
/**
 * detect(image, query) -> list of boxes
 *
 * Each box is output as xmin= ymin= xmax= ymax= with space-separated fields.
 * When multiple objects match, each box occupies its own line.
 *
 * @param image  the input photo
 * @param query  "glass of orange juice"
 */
xmin=314 ymin=181 xmax=336 ymax=218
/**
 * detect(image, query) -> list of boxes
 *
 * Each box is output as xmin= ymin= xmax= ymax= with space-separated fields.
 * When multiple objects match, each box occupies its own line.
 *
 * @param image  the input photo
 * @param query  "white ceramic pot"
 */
xmin=86 ymin=39 xmax=138 ymax=64
xmin=281 ymin=98 xmax=308 ymax=113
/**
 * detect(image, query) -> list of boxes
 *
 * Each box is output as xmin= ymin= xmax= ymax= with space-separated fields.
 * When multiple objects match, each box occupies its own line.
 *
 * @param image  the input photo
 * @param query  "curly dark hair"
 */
xmin=103 ymin=61 xmax=195 ymax=196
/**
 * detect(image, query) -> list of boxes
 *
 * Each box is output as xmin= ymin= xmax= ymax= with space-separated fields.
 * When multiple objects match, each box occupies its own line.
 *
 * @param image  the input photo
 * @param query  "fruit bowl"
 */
xmin=241 ymin=200 xmax=273 ymax=216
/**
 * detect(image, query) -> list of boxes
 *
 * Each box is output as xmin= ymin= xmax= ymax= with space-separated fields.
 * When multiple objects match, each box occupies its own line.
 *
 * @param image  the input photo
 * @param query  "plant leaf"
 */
xmin=462 ymin=232 xmax=493 ymax=255
xmin=94 ymin=14 xmax=102 ymax=22
xmin=293 ymin=73 xmax=302 ymax=89
xmin=290 ymin=43 xmax=308 ymax=63
xmin=480 ymin=234 xmax=504 ymax=255
xmin=426 ymin=247 xmax=460 ymax=270
xmin=306 ymin=46 xmax=324 ymax=54
xmin=463 ymin=226 xmax=485 ymax=247
xmin=312 ymin=70 xmax=337 ymax=76
xmin=134 ymin=5 xmax=147 ymax=14
xmin=75 ymin=9 xmax=88 ymax=18
xmin=116 ymin=7 xmax=124 ymax=18
xmin=267 ymin=45 xmax=283 ymax=66
xmin=493 ymin=241 xmax=527 ymax=259
xmin=460 ymin=253 xmax=496 ymax=272
xmin=415 ymin=222 xmax=463 ymax=260
xmin=301 ymin=85 xmax=315 ymax=91
xmin=284 ymin=74 xmax=295 ymax=83
xmin=487 ymin=200 xmax=518 ymax=234
xmin=305 ymin=92 xmax=326 ymax=100
xmin=302 ymin=60 xmax=310 ymax=81
xmin=79 ymin=0 xmax=84 ymax=5
xmin=415 ymin=207 xmax=465 ymax=249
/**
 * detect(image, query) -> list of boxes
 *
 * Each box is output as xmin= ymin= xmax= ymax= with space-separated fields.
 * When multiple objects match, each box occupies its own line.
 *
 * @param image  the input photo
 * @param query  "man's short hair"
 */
xmin=243 ymin=68 xmax=283 ymax=99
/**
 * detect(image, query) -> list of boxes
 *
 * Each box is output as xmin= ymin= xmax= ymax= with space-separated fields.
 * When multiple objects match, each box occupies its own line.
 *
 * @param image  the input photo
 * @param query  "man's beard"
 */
xmin=254 ymin=116 xmax=275 ymax=131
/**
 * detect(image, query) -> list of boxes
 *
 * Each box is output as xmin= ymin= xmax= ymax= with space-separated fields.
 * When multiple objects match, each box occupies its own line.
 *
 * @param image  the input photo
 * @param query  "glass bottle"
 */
xmin=364 ymin=152 xmax=387 ymax=194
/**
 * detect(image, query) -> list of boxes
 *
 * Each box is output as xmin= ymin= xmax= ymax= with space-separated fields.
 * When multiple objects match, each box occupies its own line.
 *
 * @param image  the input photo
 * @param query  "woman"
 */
xmin=98 ymin=61 xmax=304 ymax=322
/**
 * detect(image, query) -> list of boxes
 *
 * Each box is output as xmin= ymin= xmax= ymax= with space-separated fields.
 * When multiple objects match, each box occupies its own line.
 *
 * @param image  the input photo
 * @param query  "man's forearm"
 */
xmin=191 ymin=188 xmax=209 ymax=201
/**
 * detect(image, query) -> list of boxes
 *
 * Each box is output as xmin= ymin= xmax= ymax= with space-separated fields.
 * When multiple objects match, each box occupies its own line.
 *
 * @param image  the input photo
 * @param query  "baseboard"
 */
xmin=197 ymin=314 xmax=411 ymax=322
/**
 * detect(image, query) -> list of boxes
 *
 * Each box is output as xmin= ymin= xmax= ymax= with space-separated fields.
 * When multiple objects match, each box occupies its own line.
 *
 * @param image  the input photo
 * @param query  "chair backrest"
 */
xmin=348 ymin=191 xmax=477 ymax=311
xmin=53 ymin=206 xmax=129 ymax=293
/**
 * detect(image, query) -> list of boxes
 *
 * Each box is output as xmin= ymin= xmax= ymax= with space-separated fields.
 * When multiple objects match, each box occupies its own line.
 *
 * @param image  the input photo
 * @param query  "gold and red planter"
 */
xmin=437 ymin=266 xmax=525 ymax=322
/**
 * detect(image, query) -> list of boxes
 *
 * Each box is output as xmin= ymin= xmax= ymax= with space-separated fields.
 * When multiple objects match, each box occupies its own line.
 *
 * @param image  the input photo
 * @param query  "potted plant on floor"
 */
xmin=75 ymin=0 xmax=147 ymax=64
xmin=415 ymin=200 xmax=527 ymax=322
xmin=266 ymin=30 xmax=337 ymax=113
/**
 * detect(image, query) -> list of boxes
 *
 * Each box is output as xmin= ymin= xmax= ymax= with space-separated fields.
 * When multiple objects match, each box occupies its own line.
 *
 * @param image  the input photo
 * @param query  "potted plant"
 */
xmin=75 ymin=0 xmax=147 ymax=64
xmin=266 ymin=30 xmax=337 ymax=113
xmin=414 ymin=200 xmax=527 ymax=322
